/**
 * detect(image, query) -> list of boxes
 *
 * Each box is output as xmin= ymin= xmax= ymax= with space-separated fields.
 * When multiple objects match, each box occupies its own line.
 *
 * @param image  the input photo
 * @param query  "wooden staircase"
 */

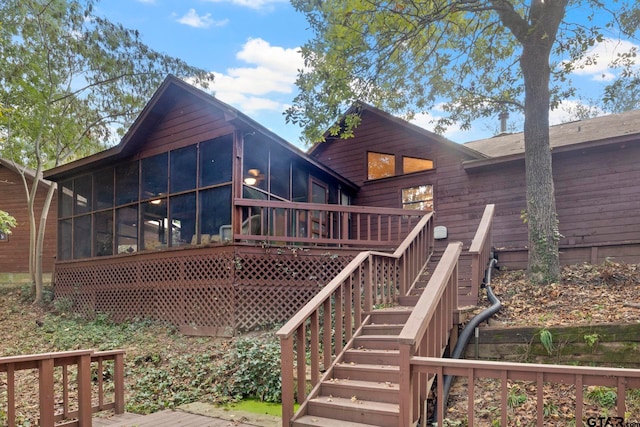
xmin=293 ymin=308 xmax=413 ymax=427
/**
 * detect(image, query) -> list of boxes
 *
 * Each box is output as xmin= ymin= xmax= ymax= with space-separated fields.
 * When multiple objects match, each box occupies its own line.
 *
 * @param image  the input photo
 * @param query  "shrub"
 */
xmin=213 ymin=334 xmax=282 ymax=402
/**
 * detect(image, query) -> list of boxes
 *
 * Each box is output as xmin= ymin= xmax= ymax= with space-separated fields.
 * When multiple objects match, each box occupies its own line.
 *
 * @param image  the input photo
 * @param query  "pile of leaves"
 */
xmin=443 ymin=261 xmax=640 ymax=426
xmin=0 ymin=284 xmax=281 ymax=424
xmin=475 ymin=260 xmax=640 ymax=327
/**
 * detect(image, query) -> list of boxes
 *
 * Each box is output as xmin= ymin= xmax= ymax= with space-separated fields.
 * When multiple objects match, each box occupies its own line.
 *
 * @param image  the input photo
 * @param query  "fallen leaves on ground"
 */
xmin=444 ymin=261 xmax=640 ymax=426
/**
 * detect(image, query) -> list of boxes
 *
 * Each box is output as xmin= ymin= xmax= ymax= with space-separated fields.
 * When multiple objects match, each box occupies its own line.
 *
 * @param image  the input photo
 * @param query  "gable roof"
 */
xmin=464 ymin=109 xmax=640 ymax=158
xmin=308 ymin=102 xmax=488 ymax=160
xmin=44 ymin=75 xmax=357 ymax=190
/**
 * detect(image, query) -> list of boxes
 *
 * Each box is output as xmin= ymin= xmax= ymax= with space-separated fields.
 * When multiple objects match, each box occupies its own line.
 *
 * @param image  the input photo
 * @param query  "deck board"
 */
xmin=93 ymin=410 xmax=258 ymax=427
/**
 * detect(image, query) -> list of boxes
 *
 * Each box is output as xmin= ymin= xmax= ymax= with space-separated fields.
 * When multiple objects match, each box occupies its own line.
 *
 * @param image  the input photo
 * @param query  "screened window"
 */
xmin=403 ymin=156 xmax=434 ymax=174
xmin=199 ymin=186 xmax=231 ymax=243
xmin=200 ymin=135 xmax=233 ymax=187
xmin=291 ymin=164 xmax=309 ymax=203
xmin=141 ymin=199 xmax=168 ymax=251
xmin=94 ymin=211 xmax=113 ymax=256
xmin=402 ymin=185 xmax=434 ymax=211
xmin=74 ymin=176 xmax=92 ymax=215
xmin=59 ymin=181 xmax=73 ymax=218
xmin=169 ymin=193 xmax=196 ymax=247
xmin=116 ymin=206 xmax=138 ymax=254
xmin=141 ymin=153 xmax=168 ymax=200
xmin=367 ymin=152 xmax=395 ymax=180
xmin=270 ymin=146 xmax=291 ymax=199
xmin=73 ymin=214 xmax=92 ymax=259
xmin=94 ymin=169 xmax=114 ymax=210
xmin=116 ymin=162 xmax=139 ymax=205
xmin=243 ymin=136 xmax=269 ymax=192
xmin=170 ymin=146 xmax=197 ymax=193
xmin=58 ymin=219 xmax=72 ymax=261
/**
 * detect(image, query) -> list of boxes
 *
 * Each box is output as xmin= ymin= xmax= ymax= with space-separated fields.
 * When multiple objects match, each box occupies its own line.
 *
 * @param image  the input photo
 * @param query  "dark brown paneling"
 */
xmin=314 ymin=110 xmax=640 ymax=266
xmin=0 ymin=166 xmax=57 ymax=274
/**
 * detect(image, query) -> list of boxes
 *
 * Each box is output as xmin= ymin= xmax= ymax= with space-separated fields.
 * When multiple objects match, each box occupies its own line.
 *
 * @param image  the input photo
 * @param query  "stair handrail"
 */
xmin=276 ymin=212 xmax=434 ymax=427
xmin=397 ymin=241 xmax=462 ymax=426
xmin=469 ymin=204 xmax=496 ymax=300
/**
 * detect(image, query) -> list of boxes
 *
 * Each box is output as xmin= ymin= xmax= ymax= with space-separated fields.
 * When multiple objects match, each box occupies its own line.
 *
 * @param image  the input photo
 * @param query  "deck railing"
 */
xmin=234 ymin=198 xmax=427 ymax=247
xmin=398 ymin=242 xmax=462 ymax=426
xmin=276 ymin=212 xmax=434 ymax=426
xmin=413 ymin=357 xmax=640 ymax=426
xmin=0 ymin=349 xmax=125 ymax=427
xmin=469 ymin=204 xmax=495 ymax=299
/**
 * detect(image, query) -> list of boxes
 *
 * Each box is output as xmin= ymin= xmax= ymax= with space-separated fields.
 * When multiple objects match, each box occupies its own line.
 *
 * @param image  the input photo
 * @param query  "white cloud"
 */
xmin=569 ymin=38 xmax=639 ymax=82
xmin=208 ymin=38 xmax=303 ymax=113
xmin=202 ymin=0 xmax=288 ymax=11
xmin=176 ymin=9 xmax=228 ymax=28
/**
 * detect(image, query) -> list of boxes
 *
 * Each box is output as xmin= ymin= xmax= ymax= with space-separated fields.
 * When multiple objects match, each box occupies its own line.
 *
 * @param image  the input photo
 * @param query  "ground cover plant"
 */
xmin=0 ymin=284 xmax=281 ymax=424
xmin=0 ymin=260 xmax=638 ymax=425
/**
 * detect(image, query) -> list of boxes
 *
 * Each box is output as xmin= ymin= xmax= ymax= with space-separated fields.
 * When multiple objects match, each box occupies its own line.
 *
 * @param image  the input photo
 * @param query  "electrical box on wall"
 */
xmin=434 ymin=226 xmax=448 ymax=240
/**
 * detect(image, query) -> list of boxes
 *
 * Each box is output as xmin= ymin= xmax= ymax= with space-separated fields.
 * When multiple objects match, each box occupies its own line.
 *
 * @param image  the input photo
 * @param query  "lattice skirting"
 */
xmin=54 ymin=246 xmax=355 ymax=334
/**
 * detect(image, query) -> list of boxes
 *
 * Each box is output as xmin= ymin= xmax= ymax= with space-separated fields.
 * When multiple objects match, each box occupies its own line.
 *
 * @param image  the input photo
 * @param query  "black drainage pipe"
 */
xmin=431 ymin=258 xmax=501 ymax=425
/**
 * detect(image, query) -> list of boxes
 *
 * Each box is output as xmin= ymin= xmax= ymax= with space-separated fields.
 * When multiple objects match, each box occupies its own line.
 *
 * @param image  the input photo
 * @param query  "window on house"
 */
xmin=0 ymin=231 xmax=7 ymax=242
xmin=403 ymin=156 xmax=434 ymax=174
xmin=200 ymin=135 xmax=233 ymax=187
xmin=94 ymin=169 xmax=114 ymax=210
xmin=402 ymin=185 xmax=434 ymax=211
xmin=94 ymin=211 xmax=113 ymax=256
xmin=367 ymin=152 xmax=395 ymax=180
xmin=170 ymin=146 xmax=197 ymax=193
xmin=141 ymin=153 xmax=168 ymax=200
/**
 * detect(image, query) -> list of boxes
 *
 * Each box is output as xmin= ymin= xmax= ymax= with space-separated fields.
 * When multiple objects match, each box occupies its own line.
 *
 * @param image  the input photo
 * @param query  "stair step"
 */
xmin=293 ymin=415 xmax=382 ymax=427
xmin=353 ymin=335 xmax=399 ymax=350
xmin=320 ymin=378 xmax=399 ymax=403
xmin=397 ymin=295 xmax=419 ymax=306
xmin=366 ymin=308 xmax=412 ymax=325
xmin=343 ymin=348 xmax=399 ymax=365
xmin=307 ymin=395 xmax=399 ymax=427
xmin=361 ymin=324 xmax=404 ymax=335
xmin=333 ymin=363 xmax=399 ymax=383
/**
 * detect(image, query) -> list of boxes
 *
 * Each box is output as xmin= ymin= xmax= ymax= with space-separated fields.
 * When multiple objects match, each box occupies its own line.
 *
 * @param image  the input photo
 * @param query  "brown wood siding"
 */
xmin=0 ymin=166 xmax=57 ymax=274
xmin=314 ymin=110 xmax=640 ymax=270
xmin=137 ymin=97 xmax=235 ymax=158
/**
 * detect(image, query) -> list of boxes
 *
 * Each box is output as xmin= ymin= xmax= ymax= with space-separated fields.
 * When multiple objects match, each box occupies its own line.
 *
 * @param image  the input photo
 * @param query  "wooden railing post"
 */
xmin=363 ymin=254 xmax=373 ymax=312
xmin=77 ymin=352 xmax=92 ymax=426
xmin=280 ymin=335 xmax=294 ymax=427
xmin=113 ymin=352 xmax=125 ymax=414
xmin=469 ymin=204 xmax=496 ymax=300
xmin=38 ymin=357 xmax=55 ymax=427
xmin=398 ymin=344 xmax=412 ymax=427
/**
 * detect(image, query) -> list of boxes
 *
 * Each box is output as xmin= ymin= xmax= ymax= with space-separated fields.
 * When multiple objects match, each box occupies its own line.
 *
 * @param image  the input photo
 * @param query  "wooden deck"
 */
xmin=93 ymin=409 xmax=263 ymax=427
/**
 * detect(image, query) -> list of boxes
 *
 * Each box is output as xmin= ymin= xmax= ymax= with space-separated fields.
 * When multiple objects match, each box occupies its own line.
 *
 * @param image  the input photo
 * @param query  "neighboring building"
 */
xmin=312 ymin=104 xmax=640 ymax=268
xmin=0 ymin=158 xmax=57 ymax=276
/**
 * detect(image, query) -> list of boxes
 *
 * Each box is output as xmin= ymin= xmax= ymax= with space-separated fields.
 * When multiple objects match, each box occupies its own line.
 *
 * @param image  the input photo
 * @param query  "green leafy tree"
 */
xmin=287 ymin=0 xmax=640 ymax=283
xmin=0 ymin=210 xmax=17 ymax=236
xmin=0 ymin=0 xmax=214 ymax=302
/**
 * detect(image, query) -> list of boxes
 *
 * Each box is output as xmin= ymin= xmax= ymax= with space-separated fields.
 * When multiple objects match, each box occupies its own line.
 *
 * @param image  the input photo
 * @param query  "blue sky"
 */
xmin=97 ymin=0 xmax=638 ymax=149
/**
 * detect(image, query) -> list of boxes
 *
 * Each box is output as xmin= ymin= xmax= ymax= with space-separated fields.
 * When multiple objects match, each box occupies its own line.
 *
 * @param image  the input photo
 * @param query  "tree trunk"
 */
xmin=520 ymin=22 xmax=561 ymax=284
xmin=35 ymin=182 xmax=56 ymax=304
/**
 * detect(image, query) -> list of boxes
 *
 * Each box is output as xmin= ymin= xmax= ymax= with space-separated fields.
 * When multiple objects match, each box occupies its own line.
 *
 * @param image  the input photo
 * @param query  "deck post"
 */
xmin=114 ymin=352 xmax=126 ymax=414
xmin=280 ymin=335 xmax=294 ymax=427
xmin=77 ymin=353 xmax=92 ymax=426
xmin=38 ymin=357 xmax=55 ymax=427
xmin=398 ymin=344 xmax=412 ymax=426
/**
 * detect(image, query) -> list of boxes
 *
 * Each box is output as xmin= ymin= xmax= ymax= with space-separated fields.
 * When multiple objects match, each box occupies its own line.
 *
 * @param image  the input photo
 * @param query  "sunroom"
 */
xmin=44 ymin=76 xmax=427 ymax=335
